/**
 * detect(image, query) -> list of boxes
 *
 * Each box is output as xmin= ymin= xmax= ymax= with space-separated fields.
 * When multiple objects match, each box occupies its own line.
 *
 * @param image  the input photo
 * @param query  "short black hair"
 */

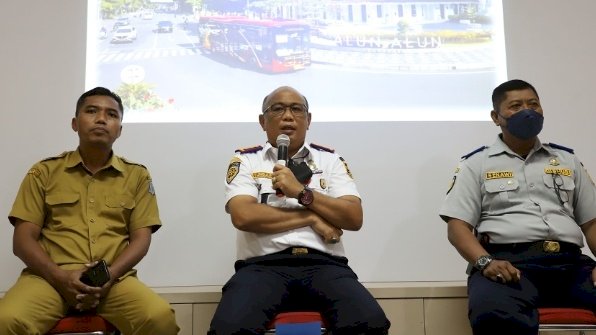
xmin=492 ymin=79 xmax=539 ymax=112
xmin=261 ymin=86 xmax=309 ymax=113
xmin=76 ymin=87 xmax=124 ymax=119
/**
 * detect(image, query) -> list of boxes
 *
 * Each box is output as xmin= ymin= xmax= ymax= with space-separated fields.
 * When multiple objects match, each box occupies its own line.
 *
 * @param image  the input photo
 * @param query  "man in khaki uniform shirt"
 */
xmin=0 ymin=87 xmax=179 ymax=334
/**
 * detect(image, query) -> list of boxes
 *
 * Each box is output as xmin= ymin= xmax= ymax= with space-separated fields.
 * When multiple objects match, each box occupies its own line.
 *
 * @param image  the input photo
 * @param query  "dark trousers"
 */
xmin=208 ymin=251 xmax=390 ymax=335
xmin=468 ymin=244 xmax=596 ymax=335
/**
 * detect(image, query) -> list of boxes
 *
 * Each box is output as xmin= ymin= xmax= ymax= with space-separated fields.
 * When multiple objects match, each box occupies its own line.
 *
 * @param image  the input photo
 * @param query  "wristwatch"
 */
xmin=298 ymin=187 xmax=314 ymax=206
xmin=474 ymin=255 xmax=493 ymax=271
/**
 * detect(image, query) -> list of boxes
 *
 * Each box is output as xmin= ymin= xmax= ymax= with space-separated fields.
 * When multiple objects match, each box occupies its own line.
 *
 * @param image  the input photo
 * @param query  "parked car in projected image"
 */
xmin=111 ymin=25 xmax=137 ymax=43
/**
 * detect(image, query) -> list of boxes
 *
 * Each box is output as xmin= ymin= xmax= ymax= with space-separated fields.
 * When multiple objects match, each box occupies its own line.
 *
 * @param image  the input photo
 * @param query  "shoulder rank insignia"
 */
xmin=546 ymin=142 xmax=574 ymax=154
xmin=310 ymin=143 xmax=335 ymax=153
xmin=461 ymin=146 xmax=487 ymax=160
xmin=41 ymin=151 xmax=68 ymax=162
xmin=235 ymin=145 xmax=263 ymax=154
xmin=121 ymin=157 xmax=147 ymax=168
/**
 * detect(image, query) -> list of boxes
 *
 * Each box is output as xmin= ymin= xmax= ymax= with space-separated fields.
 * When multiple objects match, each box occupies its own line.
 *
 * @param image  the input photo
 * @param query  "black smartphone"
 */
xmin=80 ymin=260 xmax=110 ymax=287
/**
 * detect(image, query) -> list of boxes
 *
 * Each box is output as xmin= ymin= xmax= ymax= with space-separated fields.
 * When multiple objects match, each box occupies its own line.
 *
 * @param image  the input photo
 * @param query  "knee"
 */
xmin=469 ymin=302 xmax=536 ymax=334
xmin=209 ymin=313 xmax=264 ymax=335
xmin=0 ymin=304 xmax=25 ymax=334
xmin=138 ymin=301 xmax=179 ymax=334
xmin=333 ymin=309 xmax=390 ymax=335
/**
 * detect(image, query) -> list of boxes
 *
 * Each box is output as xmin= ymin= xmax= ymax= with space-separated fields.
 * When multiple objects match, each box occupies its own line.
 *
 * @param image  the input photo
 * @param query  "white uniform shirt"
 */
xmin=439 ymin=135 xmax=596 ymax=246
xmin=225 ymin=141 xmax=359 ymax=260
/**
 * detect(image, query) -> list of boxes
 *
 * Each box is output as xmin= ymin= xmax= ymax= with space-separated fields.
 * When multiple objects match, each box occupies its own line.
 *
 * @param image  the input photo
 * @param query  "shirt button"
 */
xmin=529 ymin=183 xmax=535 ymax=188
xmin=120 ymin=202 xmax=125 ymax=207
xmin=499 ymin=185 xmax=505 ymax=190
xmin=91 ymin=239 xmax=97 ymax=244
xmin=89 ymin=198 xmax=95 ymax=203
xmin=507 ymin=180 xmax=513 ymax=185
xmin=90 ymin=218 xmax=95 ymax=223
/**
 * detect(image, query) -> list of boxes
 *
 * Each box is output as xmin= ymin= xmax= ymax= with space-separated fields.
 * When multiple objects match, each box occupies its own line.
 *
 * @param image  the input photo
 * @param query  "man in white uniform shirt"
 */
xmin=208 ymin=86 xmax=390 ymax=335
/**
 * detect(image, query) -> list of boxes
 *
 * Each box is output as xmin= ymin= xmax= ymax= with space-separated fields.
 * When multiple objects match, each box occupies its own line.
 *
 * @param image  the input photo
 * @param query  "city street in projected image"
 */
xmin=87 ymin=0 xmax=506 ymax=122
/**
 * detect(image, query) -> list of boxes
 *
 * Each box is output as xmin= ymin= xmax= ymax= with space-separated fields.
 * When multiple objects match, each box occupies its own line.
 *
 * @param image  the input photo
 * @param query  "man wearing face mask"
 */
xmin=439 ymin=79 xmax=596 ymax=335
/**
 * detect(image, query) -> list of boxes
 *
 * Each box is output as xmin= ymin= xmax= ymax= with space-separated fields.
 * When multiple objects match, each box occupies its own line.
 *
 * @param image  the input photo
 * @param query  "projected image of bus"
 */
xmin=198 ymin=16 xmax=311 ymax=73
xmin=87 ymin=0 xmax=506 ymax=123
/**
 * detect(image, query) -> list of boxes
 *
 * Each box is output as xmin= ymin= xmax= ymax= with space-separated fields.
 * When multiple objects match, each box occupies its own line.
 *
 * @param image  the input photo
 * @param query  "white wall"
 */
xmin=1 ymin=0 xmax=595 ymax=291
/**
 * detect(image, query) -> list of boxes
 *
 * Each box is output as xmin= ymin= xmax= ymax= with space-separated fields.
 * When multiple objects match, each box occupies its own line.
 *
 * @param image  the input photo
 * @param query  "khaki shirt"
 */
xmin=9 ymin=150 xmax=161 ymax=271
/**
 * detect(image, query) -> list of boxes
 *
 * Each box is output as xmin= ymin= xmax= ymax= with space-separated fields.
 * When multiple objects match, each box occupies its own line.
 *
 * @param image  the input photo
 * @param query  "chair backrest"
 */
xmin=539 ymin=308 xmax=596 ymax=334
xmin=266 ymin=311 xmax=327 ymax=335
xmin=46 ymin=314 xmax=118 ymax=335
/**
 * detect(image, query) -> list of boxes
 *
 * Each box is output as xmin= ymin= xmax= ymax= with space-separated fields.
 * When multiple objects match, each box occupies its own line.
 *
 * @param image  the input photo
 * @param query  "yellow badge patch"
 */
xmin=339 ymin=157 xmax=354 ymax=179
xmin=485 ymin=171 xmax=513 ymax=180
xmin=544 ymin=168 xmax=572 ymax=177
xmin=226 ymin=157 xmax=242 ymax=184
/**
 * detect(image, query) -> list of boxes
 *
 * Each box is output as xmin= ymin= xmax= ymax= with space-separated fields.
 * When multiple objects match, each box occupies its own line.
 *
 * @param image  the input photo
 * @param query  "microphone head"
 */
xmin=276 ymin=134 xmax=290 ymax=147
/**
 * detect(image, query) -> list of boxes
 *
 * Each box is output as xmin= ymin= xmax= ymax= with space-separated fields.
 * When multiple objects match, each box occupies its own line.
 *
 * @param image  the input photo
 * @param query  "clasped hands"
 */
xmin=272 ymin=163 xmax=342 ymax=244
xmin=55 ymin=262 xmax=112 ymax=311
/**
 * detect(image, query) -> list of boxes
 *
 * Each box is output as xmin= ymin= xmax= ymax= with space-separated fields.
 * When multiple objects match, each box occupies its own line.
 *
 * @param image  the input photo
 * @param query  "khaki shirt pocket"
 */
xmin=104 ymin=195 xmax=136 ymax=226
xmin=45 ymin=193 xmax=80 ymax=228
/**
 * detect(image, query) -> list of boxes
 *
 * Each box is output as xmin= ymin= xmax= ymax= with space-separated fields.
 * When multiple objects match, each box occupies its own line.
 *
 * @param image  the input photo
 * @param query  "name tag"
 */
xmin=544 ymin=168 xmax=572 ymax=176
xmin=485 ymin=171 xmax=513 ymax=180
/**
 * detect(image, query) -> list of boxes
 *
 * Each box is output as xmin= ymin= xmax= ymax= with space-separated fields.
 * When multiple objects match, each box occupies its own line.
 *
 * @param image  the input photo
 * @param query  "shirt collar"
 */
xmin=488 ymin=134 xmax=545 ymax=157
xmin=264 ymin=141 xmax=312 ymax=160
xmin=66 ymin=148 xmax=124 ymax=173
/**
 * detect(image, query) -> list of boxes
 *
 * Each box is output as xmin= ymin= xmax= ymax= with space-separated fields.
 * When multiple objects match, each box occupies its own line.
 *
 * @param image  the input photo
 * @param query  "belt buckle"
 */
xmin=292 ymin=247 xmax=308 ymax=255
xmin=543 ymin=241 xmax=560 ymax=253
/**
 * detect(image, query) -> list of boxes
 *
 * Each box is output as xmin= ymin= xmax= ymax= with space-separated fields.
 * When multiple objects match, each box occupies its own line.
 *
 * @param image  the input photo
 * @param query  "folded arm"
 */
xmin=272 ymin=164 xmax=363 ymax=231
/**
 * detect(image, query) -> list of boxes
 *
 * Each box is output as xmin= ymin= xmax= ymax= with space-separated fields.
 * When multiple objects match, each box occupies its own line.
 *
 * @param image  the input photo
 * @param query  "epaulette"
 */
xmin=461 ymin=146 xmax=487 ymax=160
xmin=310 ymin=143 xmax=335 ymax=153
xmin=121 ymin=157 xmax=147 ymax=168
xmin=235 ymin=145 xmax=263 ymax=154
xmin=546 ymin=142 xmax=574 ymax=154
xmin=40 ymin=151 xmax=68 ymax=162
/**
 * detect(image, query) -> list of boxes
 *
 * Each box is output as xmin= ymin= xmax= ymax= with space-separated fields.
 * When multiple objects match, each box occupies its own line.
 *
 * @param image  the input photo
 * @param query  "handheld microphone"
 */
xmin=275 ymin=134 xmax=290 ymax=196
xmin=276 ymin=134 xmax=290 ymax=166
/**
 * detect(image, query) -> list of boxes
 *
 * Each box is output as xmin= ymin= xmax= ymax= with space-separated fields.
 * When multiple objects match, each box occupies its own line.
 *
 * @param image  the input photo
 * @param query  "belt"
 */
xmin=483 ymin=240 xmax=580 ymax=254
xmin=279 ymin=247 xmax=330 ymax=257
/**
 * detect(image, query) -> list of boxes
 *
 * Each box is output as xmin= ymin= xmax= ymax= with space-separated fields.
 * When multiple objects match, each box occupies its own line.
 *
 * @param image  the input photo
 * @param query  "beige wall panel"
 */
xmin=424 ymin=297 xmax=471 ymax=335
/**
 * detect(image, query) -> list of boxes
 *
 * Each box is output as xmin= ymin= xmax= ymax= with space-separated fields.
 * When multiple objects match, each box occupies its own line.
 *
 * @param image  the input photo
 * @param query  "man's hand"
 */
xmin=311 ymin=216 xmax=343 ymax=244
xmin=272 ymin=164 xmax=304 ymax=198
xmin=482 ymin=259 xmax=521 ymax=284
xmin=51 ymin=266 xmax=102 ymax=311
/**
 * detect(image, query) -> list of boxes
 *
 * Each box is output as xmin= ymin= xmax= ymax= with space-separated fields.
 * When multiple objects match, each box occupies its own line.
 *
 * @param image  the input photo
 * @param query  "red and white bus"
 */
xmin=198 ymin=16 xmax=311 ymax=73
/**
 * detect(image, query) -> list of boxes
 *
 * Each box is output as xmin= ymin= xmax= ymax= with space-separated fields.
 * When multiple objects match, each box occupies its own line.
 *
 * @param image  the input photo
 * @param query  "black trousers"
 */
xmin=468 ymin=244 xmax=596 ymax=335
xmin=208 ymin=250 xmax=390 ymax=335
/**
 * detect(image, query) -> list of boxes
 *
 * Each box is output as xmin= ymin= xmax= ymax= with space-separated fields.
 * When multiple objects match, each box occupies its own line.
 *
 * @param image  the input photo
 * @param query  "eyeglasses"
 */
xmin=264 ymin=103 xmax=308 ymax=118
xmin=552 ymin=174 xmax=569 ymax=205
